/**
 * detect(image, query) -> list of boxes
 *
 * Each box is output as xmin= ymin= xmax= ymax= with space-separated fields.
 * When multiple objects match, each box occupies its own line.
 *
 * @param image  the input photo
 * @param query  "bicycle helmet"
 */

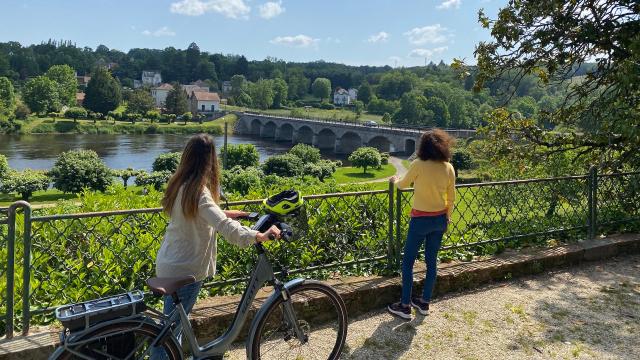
xmin=263 ymin=189 xmax=304 ymax=215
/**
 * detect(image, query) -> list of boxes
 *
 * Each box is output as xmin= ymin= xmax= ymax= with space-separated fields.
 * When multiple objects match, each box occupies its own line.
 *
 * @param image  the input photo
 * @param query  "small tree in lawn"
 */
xmin=49 ymin=149 xmax=112 ymax=193
xmin=114 ymin=168 xmax=142 ymax=188
xmin=182 ymin=112 xmax=192 ymax=125
xmin=135 ymin=170 xmax=172 ymax=191
xmin=0 ymin=169 xmax=50 ymax=201
xmin=146 ymin=110 xmax=160 ymax=123
xmin=288 ymin=143 xmax=321 ymax=164
xmin=353 ymin=100 xmax=364 ymax=118
xmin=64 ymin=107 xmax=87 ymax=122
xmin=303 ymin=160 xmax=338 ymax=182
xmin=349 ymin=147 xmax=382 ymax=174
xmin=220 ymin=144 xmax=259 ymax=169
xmin=152 ymin=152 xmax=182 ymax=173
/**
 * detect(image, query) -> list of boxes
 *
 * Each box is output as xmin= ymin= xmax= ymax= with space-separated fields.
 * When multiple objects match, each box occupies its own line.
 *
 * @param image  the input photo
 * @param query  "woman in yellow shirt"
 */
xmin=387 ymin=129 xmax=456 ymax=319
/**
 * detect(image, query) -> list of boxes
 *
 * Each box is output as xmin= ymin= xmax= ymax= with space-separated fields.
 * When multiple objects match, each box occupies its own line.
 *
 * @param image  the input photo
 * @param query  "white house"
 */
xmin=182 ymin=84 xmax=209 ymax=98
xmin=333 ymin=88 xmax=351 ymax=105
xmin=348 ymin=88 xmax=358 ymax=101
xmin=140 ymin=70 xmax=162 ymax=87
xmin=150 ymin=83 xmax=173 ymax=108
xmin=222 ymin=81 xmax=232 ymax=94
xmin=190 ymin=91 xmax=221 ymax=114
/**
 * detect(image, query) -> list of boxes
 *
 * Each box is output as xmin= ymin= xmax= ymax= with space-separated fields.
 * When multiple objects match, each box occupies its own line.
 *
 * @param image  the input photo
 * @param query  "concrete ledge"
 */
xmin=2 ymin=233 xmax=639 ymax=359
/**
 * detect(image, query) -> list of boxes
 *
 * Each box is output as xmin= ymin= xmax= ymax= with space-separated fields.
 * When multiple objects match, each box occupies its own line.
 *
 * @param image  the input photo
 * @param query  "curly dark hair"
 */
xmin=416 ymin=129 xmax=454 ymax=162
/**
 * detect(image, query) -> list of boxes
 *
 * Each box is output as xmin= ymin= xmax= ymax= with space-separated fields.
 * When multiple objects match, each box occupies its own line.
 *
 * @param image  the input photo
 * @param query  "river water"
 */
xmin=0 ymin=134 xmax=296 ymax=171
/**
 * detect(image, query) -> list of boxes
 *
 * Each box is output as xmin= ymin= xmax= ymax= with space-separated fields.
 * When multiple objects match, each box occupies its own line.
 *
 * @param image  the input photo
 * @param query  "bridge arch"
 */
xmin=405 ymin=138 xmax=416 ymax=155
xmin=277 ymin=123 xmax=294 ymax=142
xmin=367 ymin=135 xmax=393 ymax=153
xmin=250 ymin=118 xmax=262 ymax=136
xmin=261 ymin=121 xmax=277 ymax=138
xmin=294 ymin=125 xmax=314 ymax=144
xmin=337 ymin=131 xmax=362 ymax=154
xmin=314 ymin=128 xmax=337 ymax=150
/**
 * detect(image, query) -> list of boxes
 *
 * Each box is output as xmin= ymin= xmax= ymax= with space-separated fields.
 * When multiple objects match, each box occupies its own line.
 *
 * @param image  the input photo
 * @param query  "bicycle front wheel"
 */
xmin=251 ymin=280 xmax=348 ymax=360
xmin=55 ymin=320 xmax=182 ymax=360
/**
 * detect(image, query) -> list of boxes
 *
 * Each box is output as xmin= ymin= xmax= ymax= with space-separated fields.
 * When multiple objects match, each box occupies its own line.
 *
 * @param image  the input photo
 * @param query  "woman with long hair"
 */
xmin=152 ymin=134 xmax=279 ymax=357
xmin=387 ymin=129 xmax=456 ymax=320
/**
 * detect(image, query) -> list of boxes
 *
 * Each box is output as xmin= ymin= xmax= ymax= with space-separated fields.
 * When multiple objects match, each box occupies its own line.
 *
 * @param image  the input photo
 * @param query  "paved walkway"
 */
xmin=227 ymin=254 xmax=640 ymax=359
xmin=356 ymin=156 xmax=408 ymax=184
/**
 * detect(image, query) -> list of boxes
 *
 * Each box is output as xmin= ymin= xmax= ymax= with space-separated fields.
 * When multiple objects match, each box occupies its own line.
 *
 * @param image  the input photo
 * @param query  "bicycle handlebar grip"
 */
xmin=268 ymin=233 xmax=276 ymax=241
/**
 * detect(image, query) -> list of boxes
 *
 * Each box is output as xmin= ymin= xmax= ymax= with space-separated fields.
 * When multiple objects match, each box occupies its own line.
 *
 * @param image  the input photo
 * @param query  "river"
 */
xmin=0 ymin=134 xmax=297 ymax=171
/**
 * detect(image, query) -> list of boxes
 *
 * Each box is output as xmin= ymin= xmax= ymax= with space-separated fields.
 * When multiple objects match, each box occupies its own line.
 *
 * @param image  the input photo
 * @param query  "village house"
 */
xmin=150 ymin=83 xmax=173 ymax=108
xmin=190 ymin=91 xmax=221 ymax=114
xmin=348 ymin=88 xmax=358 ymax=101
xmin=76 ymin=92 xmax=85 ymax=106
xmin=182 ymin=84 xmax=209 ymax=98
xmin=222 ymin=81 xmax=233 ymax=94
xmin=333 ymin=88 xmax=351 ymax=105
xmin=135 ymin=70 xmax=162 ymax=88
xmin=76 ymin=74 xmax=91 ymax=89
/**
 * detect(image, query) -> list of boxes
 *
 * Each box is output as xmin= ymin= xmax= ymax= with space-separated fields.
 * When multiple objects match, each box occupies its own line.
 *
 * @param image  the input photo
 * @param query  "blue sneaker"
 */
xmin=387 ymin=302 xmax=411 ymax=320
xmin=411 ymin=297 xmax=429 ymax=315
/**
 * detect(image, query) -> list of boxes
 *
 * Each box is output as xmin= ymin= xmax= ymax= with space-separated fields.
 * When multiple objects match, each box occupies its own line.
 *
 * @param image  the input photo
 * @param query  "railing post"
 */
xmin=587 ymin=166 xmax=598 ymax=239
xmin=5 ymin=201 xmax=29 ymax=338
xmin=387 ymin=180 xmax=394 ymax=269
xmin=22 ymin=204 xmax=32 ymax=335
xmin=394 ymin=188 xmax=403 ymax=270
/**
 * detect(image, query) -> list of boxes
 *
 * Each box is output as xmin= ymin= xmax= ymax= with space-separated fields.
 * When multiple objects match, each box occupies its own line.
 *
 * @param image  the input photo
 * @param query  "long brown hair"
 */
xmin=162 ymin=134 xmax=220 ymax=219
xmin=416 ymin=129 xmax=454 ymax=162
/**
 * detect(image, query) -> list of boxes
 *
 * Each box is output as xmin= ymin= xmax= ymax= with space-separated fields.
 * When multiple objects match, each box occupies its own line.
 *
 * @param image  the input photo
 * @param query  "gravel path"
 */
xmin=226 ymin=254 xmax=640 ymax=359
xmin=357 ymin=156 xmax=408 ymax=184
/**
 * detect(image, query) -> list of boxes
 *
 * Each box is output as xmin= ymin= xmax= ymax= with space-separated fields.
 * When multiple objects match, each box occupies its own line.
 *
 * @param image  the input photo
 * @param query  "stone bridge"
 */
xmin=235 ymin=113 xmax=476 ymax=154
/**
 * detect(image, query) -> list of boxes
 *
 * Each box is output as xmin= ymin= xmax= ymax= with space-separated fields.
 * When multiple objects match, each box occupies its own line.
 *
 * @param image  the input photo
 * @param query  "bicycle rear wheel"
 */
xmin=251 ymin=280 xmax=348 ymax=360
xmin=55 ymin=320 xmax=182 ymax=360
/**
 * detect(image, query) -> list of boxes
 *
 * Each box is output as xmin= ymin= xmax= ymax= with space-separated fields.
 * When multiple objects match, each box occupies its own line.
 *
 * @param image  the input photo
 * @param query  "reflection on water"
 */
xmin=0 ymin=134 xmax=297 ymax=171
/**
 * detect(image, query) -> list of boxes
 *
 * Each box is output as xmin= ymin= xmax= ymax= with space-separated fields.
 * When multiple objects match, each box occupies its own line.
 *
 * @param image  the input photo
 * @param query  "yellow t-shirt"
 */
xmin=396 ymin=159 xmax=456 ymax=217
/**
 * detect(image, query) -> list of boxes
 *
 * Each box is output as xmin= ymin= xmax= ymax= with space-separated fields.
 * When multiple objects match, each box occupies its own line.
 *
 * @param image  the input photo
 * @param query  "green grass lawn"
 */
xmin=402 ymin=159 xmax=411 ymax=169
xmin=0 ymin=188 xmax=77 ymax=206
xmin=332 ymin=164 xmax=396 ymax=184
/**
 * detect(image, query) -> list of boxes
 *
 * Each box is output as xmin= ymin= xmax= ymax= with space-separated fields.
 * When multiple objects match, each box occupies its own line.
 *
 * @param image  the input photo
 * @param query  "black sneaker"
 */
xmin=411 ymin=297 xmax=429 ymax=315
xmin=387 ymin=302 xmax=411 ymax=320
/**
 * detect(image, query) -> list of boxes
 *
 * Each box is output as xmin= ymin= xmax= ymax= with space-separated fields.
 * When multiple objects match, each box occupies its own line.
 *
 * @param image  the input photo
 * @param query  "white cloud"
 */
xmin=270 ymin=34 xmax=319 ymax=48
xmin=142 ymin=26 xmax=176 ymax=37
xmin=170 ymin=0 xmax=250 ymax=19
xmin=259 ymin=1 xmax=285 ymax=19
xmin=437 ymin=0 xmax=461 ymax=10
xmin=326 ymin=37 xmax=342 ymax=44
xmin=404 ymin=24 xmax=449 ymax=45
xmin=367 ymin=31 xmax=389 ymax=43
xmin=408 ymin=46 xmax=448 ymax=58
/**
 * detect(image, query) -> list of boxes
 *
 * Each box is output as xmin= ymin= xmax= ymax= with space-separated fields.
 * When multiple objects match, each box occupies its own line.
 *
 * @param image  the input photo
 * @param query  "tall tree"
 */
xmin=22 ymin=76 xmax=60 ymax=114
xmin=271 ymin=78 xmax=288 ymax=108
xmin=235 ymin=55 xmax=249 ymax=76
xmin=470 ymin=0 xmax=640 ymax=170
xmin=311 ymin=77 xmax=331 ymax=101
xmin=0 ymin=76 xmax=16 ymax=118
xmin=127 ymin=89 xmax=155 ymax=115
xmin=84 ymin=67 xmax=122 ymax=114
xmin=358 ymin=81 xmax=373 ymax=105
xmin=45 ymin=64 xmax=77 ymax=106
xmin=165 ymin=82 xmax=189 ymax=115
xmin=230 ymin=74 xmax=247 ymax=97
xmin=249 ymin=79 xmax=275 ymax=110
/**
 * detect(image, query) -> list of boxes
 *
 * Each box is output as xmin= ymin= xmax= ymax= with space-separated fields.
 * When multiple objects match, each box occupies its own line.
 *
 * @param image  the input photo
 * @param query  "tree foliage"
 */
xmin=165 ymin=83 xmax=189 ymax=115
xmin=220 ymin=143 xmax=260 ymax=169
xmin=135 ymin=170 xmax=172 ymax=191
xmin=49 ymin=150 xmax=112 ymax=193
xmin=152 ymin=152 xmax=182 ymax=173
xmin=311 ymin=78 xmax=331 ymax=101
xmin=288 ymin=143 xmax=321 ymax=164
xmin=0 ymin=76 xmax=16 ymax=118
xmin=0 ymin=169 xmax=50 ymax=201
xmin=348 ymin=147 xmax=382 ymax=174
xmin=84 ymin=67 xmax=122 ymax=114
xmin=0 ymin=154 xmax=9 ymax=181
xmin=262 ymin=153 xmax=303 ymax=177
xmin=45 ymin=64 xmax=77 ymax=107
xmin=64 ymin=107 xmax=87 ymax=122
xmin=23 ymin=76 xmax=60 ymax=114
xmin=127 ymin=89 xmax=155 ymax=115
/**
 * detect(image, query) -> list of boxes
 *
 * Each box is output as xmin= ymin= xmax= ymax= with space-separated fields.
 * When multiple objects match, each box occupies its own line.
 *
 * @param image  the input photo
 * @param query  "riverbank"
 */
xmin=4 ymin=114 xmax=238 ymax=135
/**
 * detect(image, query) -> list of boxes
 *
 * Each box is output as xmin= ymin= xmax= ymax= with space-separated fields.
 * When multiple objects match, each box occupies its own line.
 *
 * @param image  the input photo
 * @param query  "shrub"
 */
xmin=0 ymin=169 xmax=50 ymax=201
xmin=220 ymin=144 xmax=259 ymax=169
xmin=64 ymin=107 xmax=88 ymax=122
xmin=14 ymin=101 xmax=30 ymax=119
xmin=320 ymin=101 xmax=335 ymax=110
xmin=303 ymin=160 xmax=338 ymax=182
xmin=0 ymin=154 xmax=9 ymax=181
xmin=113 ymin=168 xmax=143 ymax=188
xmin=222 ymin=166 xmax=263 ymax=196
xmin=452 ymin=150 xmax=475 ymax=174
xmin=380 ymin=152 xmax=390 ymax=166
xmin=135 ymin=170 xmax=172 ymax=191
xmin=49 ymin=150 xmax=112 ymax=193
xmin=348 ymin=147 xmax=382 ymax=174
xmin=288 ymin=143 xmax=321 ymax=164
xmin=152 ymin=152 xmax=182 ymax=173
xmin=262 ymin=153 xmax=303 ymax=177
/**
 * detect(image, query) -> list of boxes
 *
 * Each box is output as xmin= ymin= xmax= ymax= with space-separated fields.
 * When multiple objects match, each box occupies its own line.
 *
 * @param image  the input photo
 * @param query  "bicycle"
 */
xmin=49 ymin=190 xmax=348 ymax=359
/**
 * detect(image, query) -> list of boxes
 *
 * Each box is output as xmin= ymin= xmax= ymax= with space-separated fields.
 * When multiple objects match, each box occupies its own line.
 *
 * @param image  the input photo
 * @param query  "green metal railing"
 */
xmin=1 ymin=169 xmax=639 ymax=338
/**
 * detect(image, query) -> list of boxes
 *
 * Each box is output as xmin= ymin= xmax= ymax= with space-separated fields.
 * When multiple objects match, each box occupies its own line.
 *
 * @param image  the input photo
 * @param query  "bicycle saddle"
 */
xmin=147 ymin=276 xmax=196 ymax=296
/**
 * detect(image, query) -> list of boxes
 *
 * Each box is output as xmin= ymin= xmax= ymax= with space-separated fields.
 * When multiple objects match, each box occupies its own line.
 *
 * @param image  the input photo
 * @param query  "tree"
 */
xmin=235 ymin=55 xmax=249 ymax=76
xmin=367 ymin=97 xmax=400 ymax=115
xmin=182 ymin=111 xmax=192 ymax=125
xmin=220 ymin=144 xmax=260 ymax=169
xmin=286 ymin=69 xmax=310 ymax=100
xmin=165 ymin=83 xmax=189 ymax=115
xmin=425 ymin=97 xmax=450 ymax=127
xmin=14 ymin=100 xmax=30 ymax=119
xmin=262 ymin=154 xmax=303 ymax=177
xmin=272 ymin=78 xmax=288 ymax=108
xmin=49 ymin=150 xmax=112 ymax=193
xmin=357 ymin=81 xmax=373 ymax=105
xmin=0 ymin=76 xmax=16 ymax=118
xmin=135 ymin=170 xmax=172 ymax=191
xmin=64 ymin=107 xmax=87 ymax=122
xmin=249 ymin=79 xmax=275 ymax=110
xmin=303 ymin=160 xmax=338 ymax=182
xmin=45 ymin=64 xmax=77 ymax=106
xmin=353 ymin=100 xmax=365 ymax=118
xmin=22 ymin=76 xmax=60 ymax=114
xmin=152 ymin=152 xmax=182 ymax=173
xmin=146 ymin=110 xmax=161 ymax=123
xmin=382 ymin=113 xmax=392 ymax=124
xmin=393 ymin=92 xmax=429 ymax=125
xmin=0 ymin=154 xmax=9 ymax=181
xmin=378 ymin=72 xmax=417 ymax=100
xmin=127 ymin=89 xmax=155 ymax=115
xmin=222 ymin=166 xmax=263 ymax=196
xmin=113 ymin=167 xmax=142 ymax=188
xmin=311 ymin=78 xmax=331 ymax=101
xmin=289 ymin=143 xmax=321 ymax=164
xmin=84 ymin=67 xmax=122 ymax=114
xmin=471 ymin=0 xmax=640 ymax=170
xmin=0 ymin=169 xmax=49 ymax=201
xmin=234 ymin=91 xmax=253 ymax=107
xmin=348 ymin=147 xmax=382 ymax=174
xmin=230 ymin=74 xmax=247 ymax=97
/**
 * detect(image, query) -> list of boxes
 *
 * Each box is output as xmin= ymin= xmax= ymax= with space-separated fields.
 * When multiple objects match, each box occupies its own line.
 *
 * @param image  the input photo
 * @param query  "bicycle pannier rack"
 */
xmin=55 ymin=291 xmax=146 ymax=332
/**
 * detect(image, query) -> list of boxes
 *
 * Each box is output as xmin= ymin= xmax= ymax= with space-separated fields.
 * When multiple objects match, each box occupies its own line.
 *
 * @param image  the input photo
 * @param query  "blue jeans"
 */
xmin=151 ymin=280 xmax=203 ymax=359
xmin=401 ymin=215 xmax=447 ymax=305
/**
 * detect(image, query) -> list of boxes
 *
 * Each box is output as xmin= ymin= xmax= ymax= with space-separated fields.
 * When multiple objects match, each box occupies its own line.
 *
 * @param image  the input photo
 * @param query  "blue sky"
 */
xmin=0 ymin=0 xmax=506 ymax=66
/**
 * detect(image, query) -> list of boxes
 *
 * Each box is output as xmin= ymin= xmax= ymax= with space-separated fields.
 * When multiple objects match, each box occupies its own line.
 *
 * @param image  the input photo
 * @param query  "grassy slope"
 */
xmin=332 ymin=164 xmax=396 ymax=184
